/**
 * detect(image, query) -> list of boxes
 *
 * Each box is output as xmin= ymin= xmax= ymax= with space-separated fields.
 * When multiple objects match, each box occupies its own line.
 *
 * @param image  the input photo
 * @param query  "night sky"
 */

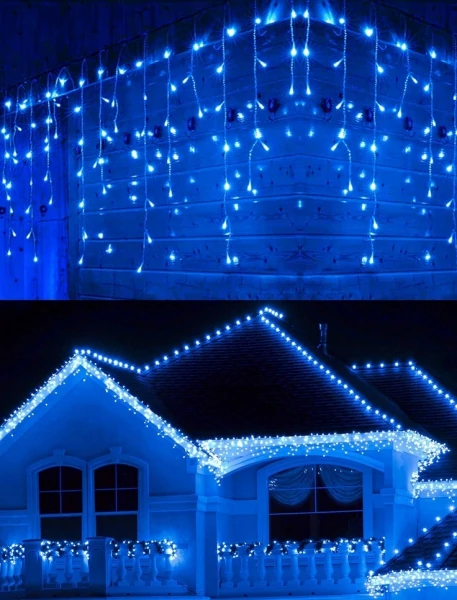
xmin=1 ymin=301 xmax=457 ymax=424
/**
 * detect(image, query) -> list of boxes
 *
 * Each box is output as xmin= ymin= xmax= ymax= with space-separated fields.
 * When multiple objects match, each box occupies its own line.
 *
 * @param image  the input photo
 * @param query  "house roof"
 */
xmin=375 ymin=506 xmax=457 ymax=574
xmin=88 ymin=310 xmax=400 ymax=440
xmin=352 ymin=363 xmax=457 ymax=480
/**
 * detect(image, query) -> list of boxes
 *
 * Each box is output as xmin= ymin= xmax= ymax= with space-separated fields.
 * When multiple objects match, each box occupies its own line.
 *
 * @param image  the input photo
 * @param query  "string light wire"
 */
xmin=289 ymin=0 xmax=296 ymax=96
xmin=112 ymin=44 xmax=126 ymax=134
xmin=183 ymin=20 xmax=203 ymax=118
xmin=366 ymin=13 xmax=379 ymax=266
xmin=165 ymin=47 xmax=173 ymax=199
xmin=304 ymin=0 xmax=311 ymax=95
xmin=26 ymin=80 xmax=37 ymax=262
xmin=77 ymin=60 xmax=88 ymax=266
xmin=427 ymin=49 xmax=436 ymax=200
xmin=95 ymin=51 xmax=106 ymax=197
xmin=451 ymin=34 xmax=457 ymax=258
xmin=137 ymin=33 xmax=152 ymax=274
xmin=44 ymin=74 xmax=54 ymax=205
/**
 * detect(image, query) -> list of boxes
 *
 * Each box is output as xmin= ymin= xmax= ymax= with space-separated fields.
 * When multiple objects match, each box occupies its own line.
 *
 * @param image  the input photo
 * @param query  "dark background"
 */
xmin=1 ymin=301 xmax=456 ymax=424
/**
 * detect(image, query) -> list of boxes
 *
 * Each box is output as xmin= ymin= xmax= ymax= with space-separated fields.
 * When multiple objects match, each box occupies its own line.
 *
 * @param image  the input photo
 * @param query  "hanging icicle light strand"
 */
xmin=26 ymin=81 xmax=37 ymax=262
xmin=427 ymin=49 xmax=435 ymax=200
xmin=184 ymin=21 xmax=203 ymax=118
xmin=221 ymin=7 xmax=234 ymax=266
xmin=332 ymin=0 xmax=352 ymax=194
xmin=247 ymin=0 xmax=268 ymax=195
xmin=366 ymin=15 xmax=379 ymax=266
xmin=96 ymin=51 xmax=106 ymax=197
xmin=77 ymin=60 xmax=87 ymax=267
xmin=304 ymin=0 xmax=311 ymax=95
xmin=289 ymin=0 xmax=296 ymax=96
xmin=166 ymin=48 xmax=173 ymax=199
xmin=112 ymin=44 xmax=126 ymax=134
xmin=137 ymin=33 xmax=151 ymax=274
xmin=45 ymin=74 xmax=54 ymax=206
xmin=451 ymin=34 xmax=457 ymax=257
xmin=397 ymin=32 xmax=416 ymax=118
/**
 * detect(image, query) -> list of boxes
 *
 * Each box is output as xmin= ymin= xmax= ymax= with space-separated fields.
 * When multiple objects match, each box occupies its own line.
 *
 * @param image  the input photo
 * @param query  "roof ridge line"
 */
xmin=74 ymin=306 xmax=283 ymax=375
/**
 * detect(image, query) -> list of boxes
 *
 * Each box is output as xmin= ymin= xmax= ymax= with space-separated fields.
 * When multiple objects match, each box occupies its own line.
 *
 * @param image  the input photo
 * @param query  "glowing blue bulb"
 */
xmin=370 ymin=181 xmax=376 ymax=191
xmin=448 ymin=233 xmax=454 ymax=244
xmin=4 ymin=100 xmax=11 ymax=109
xmin=171 ymin=84 xmax=177 ymax=92
xmin=135 ymin=61 xmax=143 ymax=68
xmin=370 ymin=143 xmax=377 ymax=153
xmin=74 ymin=106 xmax=81 ymax=113
xmin=222 ymin=217 xmax=228 ymax=230
xmin=223 ymin=143 xmax=230 ymax=152
xmin=224 ymin=181 xmax=230 ymax=191
xmin=377 ymin=64 xmax=384 ymax=74
xmin=447 ymin=165 xmax=453 ymax=172
xmin=304 ymin=9 xmax=309 ymax=18
xmin=255 ymin=17 xmax=261 ymax=24
xmin=98 ymin=68 xmax=104 ymax=77
xmin=170 ymin=252 xmax=176 ymax=261
xmin=397 ymin=108 xmax=402 ymax=118
xmin=372 ymin=217 xmax=378 ymax=230
xmin=148 ymin=164 xmax=154 ymax=172
xmin=339 ymin=17 xmax=345 ymax=24
xmin=303 ymin=46 xmax=310 ymax=57
xmin=193 ymin=43 xmax=200 ymax=51
xmin=291 ymin=9 xmax=297 ymax=18
xmin=131 ymin=150 xmax=138 ymax=159
xmin=118 ymin=67 xmax=127 ymax=75
xmin=291 ymin=46 xmax=297 ymax=57
xmin=333 ymin=58 xmax=343 ymax=68
xmin=430 ymin=49 xmax=437 ymax=59
xmin=227 ymin=27 xmax=236 ymax=37
xmin=425 ymin=252 xmax=431 ymax=261
xmin=424 ymin=83 xmax=430 ymax=92
xmin=364 ymin=27 xmax=374 ymax=37
xmin=216 ymin=64 xmax=224 ymax=74
xmin=164 ymin=49 xmax=171 ymax=59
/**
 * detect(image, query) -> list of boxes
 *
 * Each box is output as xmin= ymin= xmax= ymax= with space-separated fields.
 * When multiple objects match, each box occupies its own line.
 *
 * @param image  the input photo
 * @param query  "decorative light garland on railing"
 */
xmin=218 ymin=538 xmax=385 ymax=558
xmin=40 ymin=540 xmax=89 ymax=559
xmin=1 ymin=543 xmax=25 ymax=562
xmin=110 ymin=539 xmax=177 ymax=558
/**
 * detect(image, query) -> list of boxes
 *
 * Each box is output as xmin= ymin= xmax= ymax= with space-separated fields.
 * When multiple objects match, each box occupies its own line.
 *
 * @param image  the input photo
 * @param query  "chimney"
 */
xmin=318 ymin=323 xmax=328 ymax=354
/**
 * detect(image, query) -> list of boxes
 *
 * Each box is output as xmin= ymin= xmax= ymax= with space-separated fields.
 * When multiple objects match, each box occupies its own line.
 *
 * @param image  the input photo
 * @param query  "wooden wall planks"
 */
xmin=66 ymin=7 xmax=457 ymax=299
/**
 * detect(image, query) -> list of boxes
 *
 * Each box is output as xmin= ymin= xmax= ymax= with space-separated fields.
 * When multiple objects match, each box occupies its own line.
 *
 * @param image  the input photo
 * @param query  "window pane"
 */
xmin=314 ymin=511 xmax=363 ymax=540
xmin=95 ymin=489 xmax=116 ymax=512
xmin=270 ymin=514 xmax=313 ymax=542
xmin=269 ymin=491 xmax=315 ymax=514
xmin=316 ymin=465 xmax=362 ymax=487
xmin=39 ymin=467 xmax=60 ymax=492
xmin=61 ymin=491 xmax=83 ymax=514
xmin=117 ymin=489 xmax=138 ymax=512
xmin=96 ymin=514 xmax=137 ymax=541
xmin=95 ymin=465 xmax=115 ymax=489
xmin=316 ymin=487 xmax=363 ymax=512
xmin=61 ymin=467 xmax=82 ymax=491
xmin=39 ymin=492 xmax=60 ymax=515
xmin=41 ymin=517 xmax=82 ymax=541
xmin=117 ymin=464 xmax=138 ymax=489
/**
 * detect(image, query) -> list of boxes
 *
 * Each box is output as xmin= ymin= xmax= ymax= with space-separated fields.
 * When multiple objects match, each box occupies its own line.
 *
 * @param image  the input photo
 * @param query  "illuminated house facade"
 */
xmin=0 ymin=308 xmax=456 ymax=599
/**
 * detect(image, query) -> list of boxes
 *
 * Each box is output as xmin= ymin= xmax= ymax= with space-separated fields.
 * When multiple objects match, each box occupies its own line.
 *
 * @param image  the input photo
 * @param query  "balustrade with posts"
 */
xmin=219 ymin=539 xmax=385 ymax=594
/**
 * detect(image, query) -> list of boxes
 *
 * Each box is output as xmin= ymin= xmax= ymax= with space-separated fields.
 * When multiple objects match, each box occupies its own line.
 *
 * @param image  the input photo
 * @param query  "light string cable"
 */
xmin=221 ymin=4 xmax=234 ymax=265
xmin=137 ymin=32 xmax=152 ymax=274
xmin=112 ymin=43 xmax=126 ymax=133
xmin=450 ymin=33 xmax=457 ymax=257
xmin=25 ymin=80 xmax=37 ymax=262
xmin=44 ymin=74 xmax=54 ymax=205
xmin=183 ymin=19 xmax=203 ymax=118
xmin=54 ymin=67 xmax=75 ymax=146
xmin=304 ymin=0 xmax=311 ymax=95
xmin=331 ymin=0 xmax=352 ymax=194
xmin=427 ymin=44 xmax=436 ymax=200
xmin=247 ymin=0 xmax=269 ymax=195
xmin=165 ymin=44 xmax=173 ymax=199
xmin=289 ymin=0 xmax=297 ymax=96
xmin=94 ymin=50 xmax=106 ymax=196
xmin=366 ymin=9 xmax=380 ymax=266
xmin=11 ymin=84 xmax=24 ymax=167
xmin=2 ymin=92 xmax=13 ymax=257
xmin=77 ymin=59 xmax=88 ymax=266
xmin=396 ymin=22 xmax=417 ymax=118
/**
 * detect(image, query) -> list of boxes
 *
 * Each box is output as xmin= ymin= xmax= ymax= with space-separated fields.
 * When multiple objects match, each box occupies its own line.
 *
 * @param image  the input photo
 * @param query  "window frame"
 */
xmin=27 ymin=453 xmax=88 ymax=540
xmin=88 ymin=453 xmax=149 ymax=541
xmin=257 ymin=454 xmax=378 ymax=544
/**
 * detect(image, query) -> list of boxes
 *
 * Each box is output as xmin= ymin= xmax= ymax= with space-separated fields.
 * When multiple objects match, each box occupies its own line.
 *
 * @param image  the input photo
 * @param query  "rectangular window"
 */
xmin=96 ymin=514 xmax=138 ymax=541
xmin=41 ymin=516 xmax=82 ymax=541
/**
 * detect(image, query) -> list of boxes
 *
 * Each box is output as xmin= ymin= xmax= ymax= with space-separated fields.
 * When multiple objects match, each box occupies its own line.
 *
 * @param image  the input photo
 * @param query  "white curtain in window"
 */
xmin=318 ymin=465 xmax=363 ymax=504
xmin=269 ymin=466 xmax=315 ymax=506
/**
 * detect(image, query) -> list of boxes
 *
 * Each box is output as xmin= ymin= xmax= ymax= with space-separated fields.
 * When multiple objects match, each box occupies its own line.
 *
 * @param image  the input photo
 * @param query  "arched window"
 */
xmin=38 ymin=466 xmax=83 ymax=541
xmin=269 ymin=464 xmax=363 ymax=541
xmin=94 ymin=464 xmax=138 ymax=540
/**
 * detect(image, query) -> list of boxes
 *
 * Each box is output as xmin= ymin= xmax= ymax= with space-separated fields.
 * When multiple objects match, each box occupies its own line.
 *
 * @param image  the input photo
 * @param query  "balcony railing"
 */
xmin=218 ymin=539 xmax=385 ymax=595
xmin=0 ymin=538 xmax=186 ymax=597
